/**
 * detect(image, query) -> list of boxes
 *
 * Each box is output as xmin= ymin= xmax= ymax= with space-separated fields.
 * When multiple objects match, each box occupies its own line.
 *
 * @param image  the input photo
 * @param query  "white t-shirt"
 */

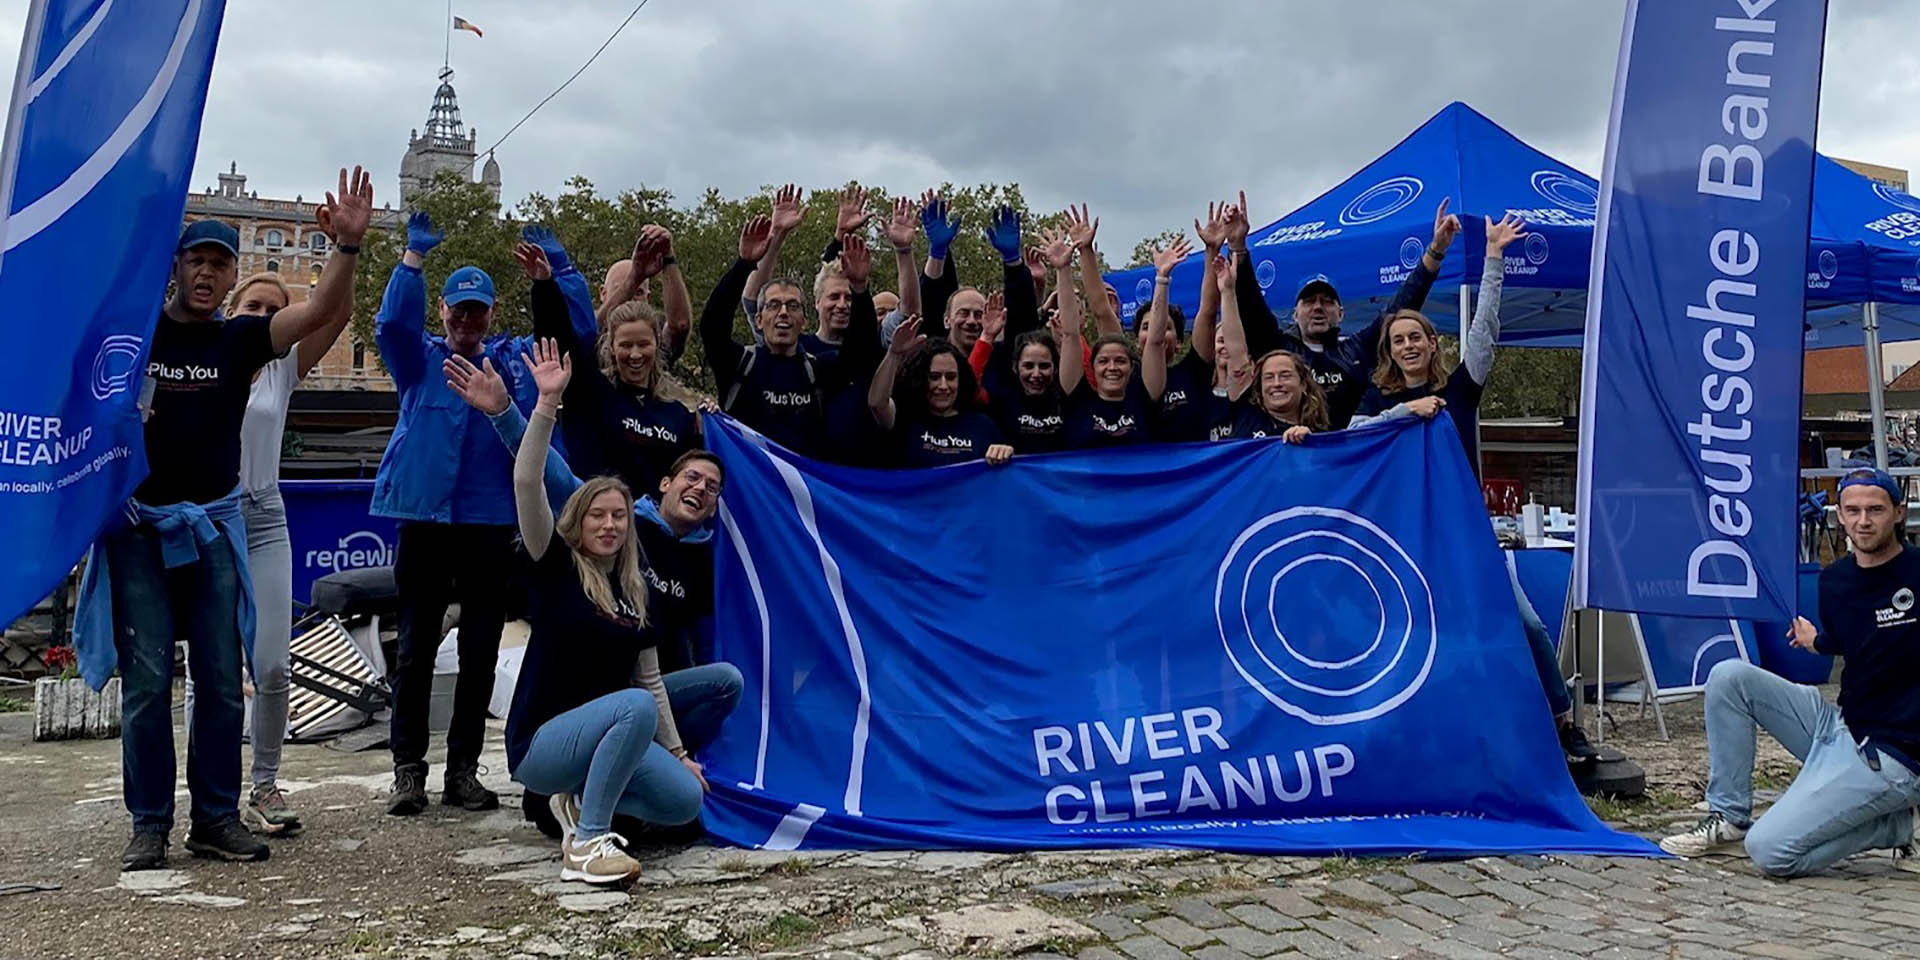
xmin=239 ymin=353 xmax=299 ymax=493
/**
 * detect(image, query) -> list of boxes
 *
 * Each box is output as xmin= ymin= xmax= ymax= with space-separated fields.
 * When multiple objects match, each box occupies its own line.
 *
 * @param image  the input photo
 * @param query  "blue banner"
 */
xmin=281 ymin=480 xmax=395 ymax=607
xmin=1634 ymin=615 xmax=1757 ymax=694
xmin=0 ymin=0 xmax=228 ymax=622
xmin=697 ymin=414 xmax=1656 ymax=857
xmin=1576 ymin=0 xmax=1826 ymax=622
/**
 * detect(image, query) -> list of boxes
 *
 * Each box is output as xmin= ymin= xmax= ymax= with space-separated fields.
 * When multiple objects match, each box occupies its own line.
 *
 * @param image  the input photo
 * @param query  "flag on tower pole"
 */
xmin=453 ymin=16 xmax=482 ymax=37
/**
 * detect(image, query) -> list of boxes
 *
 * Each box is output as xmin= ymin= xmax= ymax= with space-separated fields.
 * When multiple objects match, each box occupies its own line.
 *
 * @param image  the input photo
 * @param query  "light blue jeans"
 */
xmin=514 ymin=663 xmax=743 ymax=837
xmin=184 ymin=489 xmax=293 ymax=787
xmin=1704 ymin=659 xmax=1920 ymax=876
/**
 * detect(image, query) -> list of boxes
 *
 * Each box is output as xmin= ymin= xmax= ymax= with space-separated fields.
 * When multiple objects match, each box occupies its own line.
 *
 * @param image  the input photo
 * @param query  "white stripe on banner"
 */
xmin=24 ymin=0 xmax=113 ymax=103
xmin=716 ymin=499 xmax=773 ymax=792
xmin=762 ymin=802 xmax=827 ymax=851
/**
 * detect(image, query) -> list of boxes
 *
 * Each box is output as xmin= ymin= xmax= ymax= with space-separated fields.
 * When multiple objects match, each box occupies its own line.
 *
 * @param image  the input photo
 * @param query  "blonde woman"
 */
xmin=504 ymin=339 xmax=740 ymax=884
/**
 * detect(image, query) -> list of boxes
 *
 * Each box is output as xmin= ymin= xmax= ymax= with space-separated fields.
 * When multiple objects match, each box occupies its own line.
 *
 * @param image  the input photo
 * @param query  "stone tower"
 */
xmin=398 ymin=69 xmax=500 ymax=207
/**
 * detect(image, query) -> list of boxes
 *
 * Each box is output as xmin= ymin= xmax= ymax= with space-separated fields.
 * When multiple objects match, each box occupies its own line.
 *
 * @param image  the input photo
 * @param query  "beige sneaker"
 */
xmin=548 ymin=793 xmax=581 ymax=841
xmin=561 ymin=832 xmax=640 ymax=885
xmin=1659 ymin=812 xmax=1748 ymax=857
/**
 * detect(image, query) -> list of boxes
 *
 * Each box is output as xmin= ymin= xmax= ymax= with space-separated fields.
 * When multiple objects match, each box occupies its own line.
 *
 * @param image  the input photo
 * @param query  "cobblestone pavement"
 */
xmin=3 ymin=692 xmax=1916 ymax=959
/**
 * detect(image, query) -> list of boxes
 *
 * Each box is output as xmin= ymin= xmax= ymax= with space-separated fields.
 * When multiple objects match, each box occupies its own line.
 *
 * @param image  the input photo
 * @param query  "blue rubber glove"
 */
xmin=985 ymin=204 xmax=1022 ymax=264
xmin=521 ymin=225 xmax=572 ymax=275
xmin=406 ymin=211 xmax=444 ymax=256
xmin=922 ymin=197 xmax=961 ymax=262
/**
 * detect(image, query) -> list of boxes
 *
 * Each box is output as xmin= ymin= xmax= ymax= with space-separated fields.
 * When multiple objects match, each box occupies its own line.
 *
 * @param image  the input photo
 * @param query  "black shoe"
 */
xmin=388 ymin=763 xmax=428 ymax=816
xmin=523 ymin=790 xmax=563 ymax=840
xmin=185 ymin=819 xmax=271 ymax=862
xmin=441 ymin=766 xmax=499 ymax=811
xmin=1560 ymin=721 xmax=1600 ymax=762
xmin=121 ymin=830 xmax=168 ymax=871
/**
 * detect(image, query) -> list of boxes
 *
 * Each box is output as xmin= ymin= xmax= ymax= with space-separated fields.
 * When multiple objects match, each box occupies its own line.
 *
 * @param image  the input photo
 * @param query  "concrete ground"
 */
xmin=0 ymin=689 xmax=1914 ymax=960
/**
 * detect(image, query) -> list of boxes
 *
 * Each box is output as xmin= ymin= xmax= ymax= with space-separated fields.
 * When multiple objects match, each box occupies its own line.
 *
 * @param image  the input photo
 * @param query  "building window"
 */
xmin=352 ymin=339 xmax=366 ymax=372
xmin=309 ymin=233 xmax=328 ymax=253
xmin=263 ymin=229 xmax=285 ymax=249
xmin=266 ymin=259 xmax=280 ymax=273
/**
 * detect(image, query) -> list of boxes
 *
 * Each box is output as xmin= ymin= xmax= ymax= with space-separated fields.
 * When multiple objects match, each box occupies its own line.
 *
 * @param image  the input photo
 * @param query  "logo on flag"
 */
xmin=1338 ymin=176 xmax=1424 ymax=227
xmin=1529 ymin=170 xmax=1600 ymax=216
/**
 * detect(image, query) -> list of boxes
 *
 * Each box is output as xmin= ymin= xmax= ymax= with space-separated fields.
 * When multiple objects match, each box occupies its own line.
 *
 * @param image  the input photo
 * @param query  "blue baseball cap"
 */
xmin=1296 ymin=273 xmax=1340 ymax=302
xmin=442 ymin=266 xmax=495 ymax=308
xmin=177 ymin=219 xmax=239 ymax=257
xmin=1839 ymin=467 xmax=1904 ymax=507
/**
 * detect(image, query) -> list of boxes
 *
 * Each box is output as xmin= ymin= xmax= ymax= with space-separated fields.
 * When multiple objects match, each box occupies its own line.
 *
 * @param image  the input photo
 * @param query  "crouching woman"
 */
xmin=504 ymin=339 xmax=741 ymax=884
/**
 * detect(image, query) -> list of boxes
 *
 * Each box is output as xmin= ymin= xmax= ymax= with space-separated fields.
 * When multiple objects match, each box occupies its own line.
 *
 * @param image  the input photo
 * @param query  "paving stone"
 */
xmin=1367 ymin=872 xmax=1420 ymax=895
xmin=1402 ymin=863 xmax=1484 ymax=897
xmin=1208 ymin=924 xmax=1285 ymax=958
xmin=1083 ymin=914 xmax=1141 ymax=941
xmin=1114 ymin=934 xmax=1188 ymax=960
xmin=1035 ymin=878 xmax=1136 ymax=900
xmin=1189 ymin=947 xmax=1253 ymax=960
xmin=1077 ymin=948 xmax=1128 ymax=960
xmin=1474 ymin=879 xmax=1544 ymax=907
xmin=1167 ymin=897 xmax=1235 ymax=929
xmin=1304 ymin=915 xmax=1373 ymax=944
xmin=1141 ymin=917 xmax=1212 ymax=949
xmin=1325 ymin=878 xmax=1397 ymax=906
xmin=1523 ymin=930 xmax=1602 ymax=955
xmin=1265 ymin=930 xmax=1345 ymax=960
xmin=1258 ymin=887 xmax=1322 ymax=918
xmin=1734 ymin=944 xmax=1820 ymax=960
xmin=1223 ymin=904 xmax=1302 ymax=933
xmin=1382 ymin=902 xmax=1452 ymax=933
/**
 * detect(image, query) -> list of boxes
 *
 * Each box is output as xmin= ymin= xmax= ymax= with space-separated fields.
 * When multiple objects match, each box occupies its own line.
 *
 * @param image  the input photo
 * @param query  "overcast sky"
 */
xmin=3 ymin=1 xmax=1916 ymax=252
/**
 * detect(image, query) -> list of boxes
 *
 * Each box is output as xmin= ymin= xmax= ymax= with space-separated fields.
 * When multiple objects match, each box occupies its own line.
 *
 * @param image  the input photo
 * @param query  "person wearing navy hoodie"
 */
xmin=371 ymin=212 xmax=593 ymax=818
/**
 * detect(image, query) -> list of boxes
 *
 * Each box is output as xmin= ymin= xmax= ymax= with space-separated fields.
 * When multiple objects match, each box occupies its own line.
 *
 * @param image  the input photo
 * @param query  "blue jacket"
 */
xmin=371 ymin=262 xmax=596 ymax=525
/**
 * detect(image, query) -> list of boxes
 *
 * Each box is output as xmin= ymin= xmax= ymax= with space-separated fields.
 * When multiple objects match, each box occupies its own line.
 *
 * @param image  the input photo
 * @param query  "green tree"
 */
xmin=1482 ymin=347 xmax=1582 ymax=418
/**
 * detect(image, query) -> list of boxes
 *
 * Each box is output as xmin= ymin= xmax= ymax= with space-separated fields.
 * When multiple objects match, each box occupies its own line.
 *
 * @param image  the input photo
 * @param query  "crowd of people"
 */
xmin=71 ymin=164 xmax=1919 ymax=885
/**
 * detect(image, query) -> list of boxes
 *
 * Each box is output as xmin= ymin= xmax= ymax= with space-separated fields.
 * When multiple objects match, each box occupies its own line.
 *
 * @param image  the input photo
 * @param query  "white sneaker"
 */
xmin=560 ymin=832 xmax=641 ymax=885
xmin=548 ymin=793 xmax=580 ymax=841
xmin=1660 ymin=812 xmax=1748 ymax=857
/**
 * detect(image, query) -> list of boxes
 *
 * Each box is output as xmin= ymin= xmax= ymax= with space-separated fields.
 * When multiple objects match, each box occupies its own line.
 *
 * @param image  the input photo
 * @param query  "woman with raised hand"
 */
xmin=978 ymin=228 xmax=1080 ymax=455
xmin=1059 ymin=236 xmax=1184 ymax=449
xmin=1213 ymin=254 xmax=1328 ymax=443
xmin=505 ymin=339 xmax=741 ymax=884
xmin=869 ymin=316 xmax=1014 ymax=468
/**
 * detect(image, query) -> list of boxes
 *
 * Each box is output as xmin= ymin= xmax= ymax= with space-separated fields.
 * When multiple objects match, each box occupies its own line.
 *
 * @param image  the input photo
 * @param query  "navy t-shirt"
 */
xmin=799 ymin=332 xmax=843 ymax=367
xmin=1229 ymin=400 xmax=1303 ymax=440
xmin=139 ymin=312 xmax=281 ymax=505
xmin=893 ymin=411 xmax=1002 ymax=467
xmin=1296 ymin=343 xmax=1366 ymax=429
xmin=1817 ymin=548 xmax=1920 ymax=763
xmin=636 ymin=509 xmax=713 ymax=675
xmin=1154 ymin=350 xmax=1219 ymax=443
xmin=1357 ymin=371 xmax=1486 ymax=477
xmin=1065 ymin=379 xmax=1155 ymax=449
xmin=992 ymin=388 xmax=1068 ymax=456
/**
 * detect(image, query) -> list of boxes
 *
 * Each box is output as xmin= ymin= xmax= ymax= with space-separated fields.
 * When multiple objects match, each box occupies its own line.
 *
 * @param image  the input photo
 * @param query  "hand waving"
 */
xmin=738 ymin=215 xmax=774 ymax=263
xmin=1484 ymin=212 xmax=1528 ymax=255
xmin=983 ymin=291 xmax=1006 ymax=343
xmin=770 ymin=184 xmax=805 ymax=237
xmin=1040 ymin=226 xmax=1073 ymax=270
xmin=406 ymin=211 xmax=444 ymax=256
xmin=1152 ymin=235 xmax=1193 ymax=277
xmin=444 ymin=354 xmax=511 ymax=415
xmin=1226 ymin=191 xmax=1251 ymax=248
xmin=1213 ymin=253 xmax=1237 ymax=295
xmin=632 ymin=224 xmax=672 ymax=280
xmin=521 ymin=225 xmax=572 ymax=274
xmin=985 ymin=204 xmax=1023 ymax=263
xmin=1194 ymin=200 xmax=1229 ymax=252
xmin=1431 ymin=198 xmax=1461 ymax=253
xmin=1065 ymin=203 xmax=1098 ymax=251
xmin=884 ymin=195 xmax=917 ymax=251
xmin=839 ymin=233 xmax=873 ymax=288
xmin=523 ymin=338 xmax=572 ymax=401
xmin=512 ymin=242 xmax=552 ymax=281
xmin=888 ymin=314 xmax=927 ymax=358
xmin=317 ymin=166 xmax=373 ymax=246
xmin=921 ymin=192 xmax=961 ymax=259
xmin=836 ymin=182 xmax=871 ymax=237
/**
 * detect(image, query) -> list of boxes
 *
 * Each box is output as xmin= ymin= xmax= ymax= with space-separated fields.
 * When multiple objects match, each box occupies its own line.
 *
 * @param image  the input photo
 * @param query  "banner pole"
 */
xmin=1865 ymin=302 xmax=1890 ymax=470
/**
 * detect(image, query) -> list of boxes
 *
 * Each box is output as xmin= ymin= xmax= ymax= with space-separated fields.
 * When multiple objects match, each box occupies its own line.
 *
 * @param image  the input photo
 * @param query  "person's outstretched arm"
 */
xmin=272 ymin=166 xmax=371 ymax=355
xmin=372 ymin=209 xmax=444 ymax=391
xmin=1141 ymin=236 xmax=1191 ymax=400
xmin=447 ymin=352 xmax=580 ymax=511
xmin=745 ymin=184 xmax=804 ymax=308
xmin=514 ymin=340 xmax=573 ymax=560
xmin=884 ymin=195 xmax=921 ymax=320
xmin=1214 ymin=254 xmax=1254 ymax=403
xmin=1463 ymin=213 xmax=1522 ymax=385
xmin=1188 ymin=201 xmax=1230 ymax=368
xmin=1055 ymin=257 xmax=1086 ymax=393
xmin=919 ymin=192 xmax=961 ymax=340
xmin=1356 ymin=199 xmax=1460 ymax=361
xmin=1065 ymin=204 xmax=1120 ymax=337
xmin=870 ymin=316 xmax=925 ymax=431
xmin=701 ymin=217 xmax=774 ymax=394
xmin=1224 ymin=190 xmax=1286 ymax=358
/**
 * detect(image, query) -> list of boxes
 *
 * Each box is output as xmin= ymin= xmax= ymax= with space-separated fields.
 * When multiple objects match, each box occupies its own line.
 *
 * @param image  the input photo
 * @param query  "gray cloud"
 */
xmin=1 ymin=0 xmax=1914 ymax=253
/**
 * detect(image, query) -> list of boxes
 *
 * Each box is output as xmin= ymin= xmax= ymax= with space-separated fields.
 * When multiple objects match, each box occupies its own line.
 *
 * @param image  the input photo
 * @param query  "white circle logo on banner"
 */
xmin=1339 ymin=176 xmax=1425 ymax=227
xmin=1135 ymin=278 xmax=1152 ymax=302
xmin=91 ymin=334 xmax=144 ymax=401
xmin=1256 ymin=259 xmax=1277 ymax=290
xmin=1819 ymin=249 xmax=1839 ymax=281
xmin=1214 ymin=506 xmax=1437 ymax=725
xmin=1874 ymin=183 xmax=1920 ymax=215
xmin=1398 ymin=237 xmax=1424 ymax=271
xmin=1529 ymin=170 xmax=1600 ymax=216
xmin=1525 ymin=232 xmax=1550 ymax=266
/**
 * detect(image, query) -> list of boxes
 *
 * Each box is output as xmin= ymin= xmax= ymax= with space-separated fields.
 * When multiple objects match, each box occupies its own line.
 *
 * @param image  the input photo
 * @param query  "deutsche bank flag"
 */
xmin=0 ymin=1 xmax=227 ymax=621
xmin=1576 ymin=0 xmax=1827 ymax=622
xmin=700 ymin=415 xmax=1655 ymax=857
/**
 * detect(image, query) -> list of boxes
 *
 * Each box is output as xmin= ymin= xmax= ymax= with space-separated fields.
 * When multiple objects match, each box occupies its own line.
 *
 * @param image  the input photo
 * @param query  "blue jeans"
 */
xmin=1704 ymin=660 xmax=1920 ymax=876
xmin=184 ymin=488 xmax=293 ymax=787
xmin=107 ymin=523 xmax=246 ymax=832
xmin=514 ymin=663 xmax=743 ymax=837
xmin=1509 ymin=560 xmax=1571 ymax=718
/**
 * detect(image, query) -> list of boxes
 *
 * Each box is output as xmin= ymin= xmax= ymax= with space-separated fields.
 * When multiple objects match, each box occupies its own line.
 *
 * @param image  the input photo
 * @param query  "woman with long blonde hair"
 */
xmin=503 ymin=339 xmax=740 ymax=885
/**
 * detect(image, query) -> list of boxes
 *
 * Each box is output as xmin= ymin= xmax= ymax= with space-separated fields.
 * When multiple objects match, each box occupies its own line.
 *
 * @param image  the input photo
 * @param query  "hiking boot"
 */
xmin=561 ymin=832 xmax=641 ymax=885
xmin=441 ymin=765 xmax=499 ymax=811
xmin=388 ymin=763 xmax=428 ymax=817
xmin=1559 ymin=721 xmax=1600 ymax=762
xmin=549 ymin=793 xmax=581 ymax=841
xmin=185 ymin=819 xmax=271 ymax=862
xmin=242 ymin=783 xmax=303 ymax=836
xmin=1659 ymin=812 xmax=1747 ymax=857
xmin=121 ymin=830 xmax=168 ymax=871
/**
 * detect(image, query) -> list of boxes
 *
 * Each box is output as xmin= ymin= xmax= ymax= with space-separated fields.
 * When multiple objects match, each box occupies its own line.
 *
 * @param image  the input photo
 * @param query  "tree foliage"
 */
xmin=1128 ymin=228 xmax=1188 ymax=270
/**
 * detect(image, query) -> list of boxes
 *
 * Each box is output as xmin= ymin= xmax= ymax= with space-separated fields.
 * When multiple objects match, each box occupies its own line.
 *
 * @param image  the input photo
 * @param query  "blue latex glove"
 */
xmin=521 ymin=225 xmax=572 ymax=274
xmin=406 ymin=211 xmax=444 ymax=256
xmin=985 ymin=204 xmax=1022 ymax=264
xmin=922 ymin=197 xmax=961 ymax=261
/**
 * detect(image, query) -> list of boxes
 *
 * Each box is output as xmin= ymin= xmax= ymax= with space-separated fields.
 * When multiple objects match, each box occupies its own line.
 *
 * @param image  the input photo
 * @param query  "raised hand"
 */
xmin=770 ymin=184 xmax=805 ymax=237
xmin=837 ymin=182 xmax=871 ymax=237
xmin=318 ymin=166 xmax=373 ymax=245
xmin=985 ymin=204 xmax=1023 ymax=263
xmin=983 ymin=291 xmax=1006 ymax=343
xmin=884 ymin=196 xmax=917 ymax=251
xmin=839 ymin=232 xmax=873 ymax=288
xmin=1194 ymin=200 xmax=1229 ymax=252
xmin=1431 ymin=198 xmax=1461 ymax=253
xmin=444 ymin=354 xmax=510 ymax=415
xmin=1024 ymin=246 xmax=1047 ymax=286
xmin=524 ymin=337 xmax=572 ymax=400
xmin=1152 ymin=235 xmax=1193 ymax=277
xmin=1040 ymin=226 xmax=1073 ymax=270
xmin=521 ymin=224 xmax=572 ymax=274
xmin=921 ymin=193 xmax=961 ymax=260
xmin=1065 ymin=203 xmax=1098 ymax=251
xmin=888 ymin=314 xmax=927 ymax=357
xmin=1406 ymin=396 xmax=1446 ymax=419
xmin=738 ymin=215 xmax=774 ymax=263
xmin=1213 ymin=253 xmax=1237 ymax=295
xmin=1226 ymin=191 xmax=1251 ymax=248
xmin=406 ymin=211 xmax=444 ymax=256
xmin=1485 ymin=212 xmax=1528 ymax=255
xmin=632 ymin=224 xmax=672 ymax=279
xmin=512 ymin=241 xmax=552 ymax=282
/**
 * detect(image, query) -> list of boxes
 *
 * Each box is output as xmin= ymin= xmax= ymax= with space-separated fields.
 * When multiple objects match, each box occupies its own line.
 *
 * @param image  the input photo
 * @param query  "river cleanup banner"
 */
xmin=0 ymin=0 xmax=228 ymax=622
xmin=1576 ymin=0 xmax=1826 ymax=622
xmin=697 ymin=414 xmax=1656 ymax=857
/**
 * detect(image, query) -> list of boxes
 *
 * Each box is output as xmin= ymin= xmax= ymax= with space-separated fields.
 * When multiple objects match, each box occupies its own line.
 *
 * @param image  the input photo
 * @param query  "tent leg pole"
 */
xmin=1595 ymin=614 xmax=1606 ymax=746
xmin=1866 ymin=302 xmax=1890 ymax=470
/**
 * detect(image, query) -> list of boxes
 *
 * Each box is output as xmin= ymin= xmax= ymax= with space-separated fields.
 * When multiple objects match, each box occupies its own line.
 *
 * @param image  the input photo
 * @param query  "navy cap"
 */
xmin=1296 ymin=273 xmax=1340 ymax=302
xmin=442 ymin=266 xmax=496 ymax=308
xmin=1840 ymin=467 xmax=1905 ymax=507
xmin=177 ymin=220 xmax=239 ymax=257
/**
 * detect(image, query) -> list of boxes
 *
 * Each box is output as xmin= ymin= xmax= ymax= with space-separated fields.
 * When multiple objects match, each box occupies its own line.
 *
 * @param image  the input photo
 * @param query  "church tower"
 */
xmin=398 ymin=68 xmax=501 ymax=207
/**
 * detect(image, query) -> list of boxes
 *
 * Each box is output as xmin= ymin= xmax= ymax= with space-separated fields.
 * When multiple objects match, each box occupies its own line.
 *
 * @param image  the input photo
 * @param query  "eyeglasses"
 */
xmin=762 ymin=298 xmax=805 ymax=314
xmin=678 ymin=473 xmax=723 ymax=493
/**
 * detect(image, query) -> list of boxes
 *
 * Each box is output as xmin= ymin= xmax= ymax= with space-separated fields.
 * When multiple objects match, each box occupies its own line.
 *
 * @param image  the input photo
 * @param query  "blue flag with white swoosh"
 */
xmin=0 ymin=0 xmax=227 ymax=622
xmin=1576 ymin=0 xmax=1826 ymax=622
xmin=696 ymin=413 xmax=1655 ymax=856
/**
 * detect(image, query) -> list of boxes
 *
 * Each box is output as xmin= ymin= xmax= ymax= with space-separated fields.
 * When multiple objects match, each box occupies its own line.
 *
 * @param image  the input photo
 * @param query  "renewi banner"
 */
xmin=0 ymin=0 xmax=228 ymax=622
xmin=1576 ymin=0 xmax=1825 ymax=622
xmin=698 ymin=413 xmax=1656 ymax=856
